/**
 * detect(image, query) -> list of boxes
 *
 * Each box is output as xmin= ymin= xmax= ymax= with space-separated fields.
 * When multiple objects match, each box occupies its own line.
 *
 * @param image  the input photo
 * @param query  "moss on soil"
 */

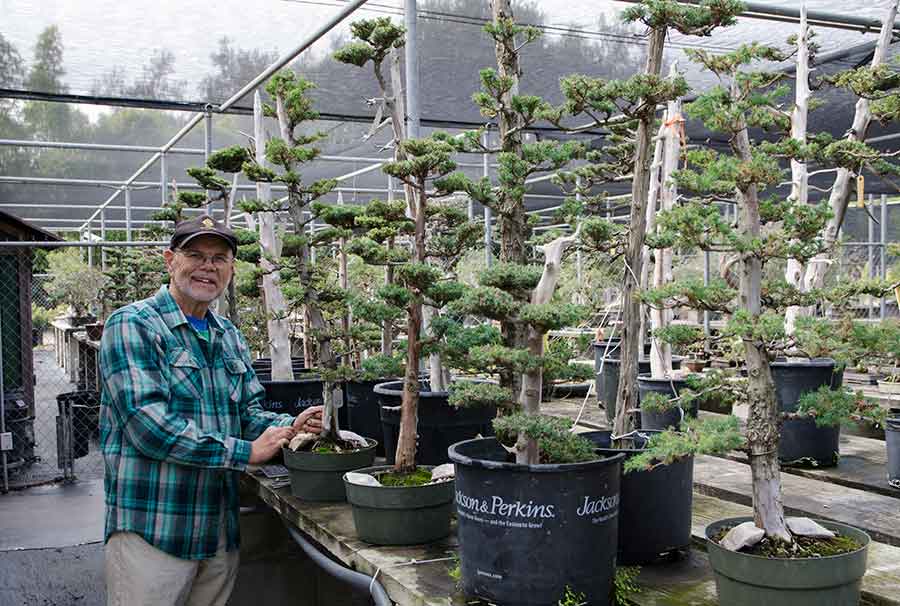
xmin=712 ymin=526 xmax=863 ymax=558
xmin=376 ymin=468 xmax=433 ymax=487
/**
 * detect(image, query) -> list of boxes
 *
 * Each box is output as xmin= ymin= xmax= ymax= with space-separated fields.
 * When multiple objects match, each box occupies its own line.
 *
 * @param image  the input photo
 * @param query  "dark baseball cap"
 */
xmin=170 ymin=214 xmax=238 ymax=255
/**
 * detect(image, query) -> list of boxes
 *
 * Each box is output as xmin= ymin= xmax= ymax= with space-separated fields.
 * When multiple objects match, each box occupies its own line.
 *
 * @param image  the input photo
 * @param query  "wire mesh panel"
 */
xmin=0 ymin=243 xmax=168 ymax=491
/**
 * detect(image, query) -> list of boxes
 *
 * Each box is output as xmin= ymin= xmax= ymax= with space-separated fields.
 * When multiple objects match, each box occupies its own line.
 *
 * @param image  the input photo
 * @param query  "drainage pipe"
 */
xmin=284 ymin=524 xmax=393 ymax=606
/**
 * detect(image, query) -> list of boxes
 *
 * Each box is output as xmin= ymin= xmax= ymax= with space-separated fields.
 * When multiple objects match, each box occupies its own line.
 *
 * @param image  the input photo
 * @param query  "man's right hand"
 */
xmin=249 ymin=425 xmax=297 ymax=465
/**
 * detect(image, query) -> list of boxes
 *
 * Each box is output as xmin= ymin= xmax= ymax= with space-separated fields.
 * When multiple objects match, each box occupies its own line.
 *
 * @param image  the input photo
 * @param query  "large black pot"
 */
xmin=585 ymin=430 xmax=694 ymax=565
xmin=375 ymin=380 xmax=496 ymax=465
xmin=706 ymin=517 xmax=869 ymax=606
xmin=770 ymin=358 xmax=840 ymax=466
xmin=259 ymin=375 xmax=328 ymax=418
xmin=637 ymin=375 xmax=699 ymax=431
xmin=596 ymin=357 xmax=682 ymax=424
xmin=449 ymin=437 xmax=624 ymax=606
xmin=346 ymin=379 xmax=396 ymax=457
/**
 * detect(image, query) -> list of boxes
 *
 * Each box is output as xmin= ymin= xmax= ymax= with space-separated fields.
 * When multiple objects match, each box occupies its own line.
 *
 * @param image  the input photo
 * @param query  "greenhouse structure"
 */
xmin=1 ymin=1 xmax=900 ymax=605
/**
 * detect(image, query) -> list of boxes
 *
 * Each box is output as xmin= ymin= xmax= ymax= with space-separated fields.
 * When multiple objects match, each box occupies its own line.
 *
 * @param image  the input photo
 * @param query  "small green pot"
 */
xmin=344 ymin=465 xmax=455 ymax=545
xmin=282 ymin=440 xmax=377 ymax=502
xmin=705 ymin=517 xmax=870 ymax=606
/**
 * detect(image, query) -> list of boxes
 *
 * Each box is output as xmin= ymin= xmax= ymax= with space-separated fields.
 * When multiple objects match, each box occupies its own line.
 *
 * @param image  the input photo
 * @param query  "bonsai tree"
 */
xmin=546 ymin=0 xmax=743 ymax=441
xmin=100 ymin=247 xmax=167 ymax=320
xmin=239 ymin=69 xmax=350 ymax=445
xmin=642 ymin=39 xmax=897 ymax=543
xmin=45 ymin=248 xmax=108 ymax=322
xmin=377 ymin=133 xmax=477 ymax=472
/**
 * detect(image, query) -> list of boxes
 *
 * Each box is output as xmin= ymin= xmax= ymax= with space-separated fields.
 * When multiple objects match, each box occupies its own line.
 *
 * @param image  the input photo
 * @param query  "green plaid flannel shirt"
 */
xmin=99 ymin=286 xmax=293 ymax=560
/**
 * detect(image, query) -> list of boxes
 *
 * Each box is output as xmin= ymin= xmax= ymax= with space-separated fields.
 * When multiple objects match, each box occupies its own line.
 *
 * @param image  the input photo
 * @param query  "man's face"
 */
xmin=163 ymin=235 xmax=234 ymax=306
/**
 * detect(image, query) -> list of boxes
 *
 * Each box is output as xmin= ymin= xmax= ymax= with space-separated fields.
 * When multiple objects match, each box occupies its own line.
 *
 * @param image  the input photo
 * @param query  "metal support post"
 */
xmin=124 ymin=187 xmax=133 ymax=241
xmin=405 ymin=0 xmax=420 ymax=140
xmin=868 ymin=194 xmax=875 ymax=319
xmin=703 ymin=250 xmax=711 ymax=337
xmin=881 ymin=194 xmax=888 ymax=320
xmin=160 ymin=152 xmax=168 ymax=205
xmin=387 ymin=176 xmax=394 ymax=201
xmin=0 ymin=309 xmax=7 ymax=492
xmin=86 ymin=227 xmax=94 ymax=267
xmin=100 ymin=210 xmax=107 ymax=270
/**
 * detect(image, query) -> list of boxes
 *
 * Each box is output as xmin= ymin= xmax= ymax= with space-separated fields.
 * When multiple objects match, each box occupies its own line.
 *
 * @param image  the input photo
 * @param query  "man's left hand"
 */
xmin=293 ymin=405 xmax=324 ymax=434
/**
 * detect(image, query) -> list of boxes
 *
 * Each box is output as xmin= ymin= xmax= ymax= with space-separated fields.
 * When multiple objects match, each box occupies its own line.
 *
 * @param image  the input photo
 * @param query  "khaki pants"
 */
xmin=105 ymin=524 xmax=239 ymax=606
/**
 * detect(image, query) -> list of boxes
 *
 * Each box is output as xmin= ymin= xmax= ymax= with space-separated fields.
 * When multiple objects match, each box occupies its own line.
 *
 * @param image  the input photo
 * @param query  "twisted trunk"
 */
xmin=734 ymin=88 xmax=790 ymax=542
xmin=614 ymin=27 xmax=666 ymax=440
xmin=396 ymin=179 xmax=428 ymax=472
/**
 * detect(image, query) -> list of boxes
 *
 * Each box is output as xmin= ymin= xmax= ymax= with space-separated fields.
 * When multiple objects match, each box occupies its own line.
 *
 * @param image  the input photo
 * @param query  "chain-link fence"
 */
xmin=0 ymin=243 xmax=172 ymax=491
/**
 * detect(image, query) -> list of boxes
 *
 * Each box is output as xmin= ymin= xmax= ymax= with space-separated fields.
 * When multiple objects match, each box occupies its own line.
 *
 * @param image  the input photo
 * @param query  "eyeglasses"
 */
xmin=175 ymin=249 xmax=234 ymax=268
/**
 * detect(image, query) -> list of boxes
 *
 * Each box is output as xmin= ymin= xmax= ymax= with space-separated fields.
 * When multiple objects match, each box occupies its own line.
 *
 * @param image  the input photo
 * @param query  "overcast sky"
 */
xmin=0 ymin=0 xmax=895 ymax=114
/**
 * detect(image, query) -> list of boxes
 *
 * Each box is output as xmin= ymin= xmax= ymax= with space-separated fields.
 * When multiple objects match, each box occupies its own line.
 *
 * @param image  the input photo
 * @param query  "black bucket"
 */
xmin=637 ymin=375 xmax=698 ymax=431
xmin=449 ymin=437 xmax=624 ymax=606
xmin=584 ymin=430 xmax=694 ymax=565
xmin=886 ymin=418 xmax=900 ymax=488
xmin=779 ymin=417 xmax=841 ymax=467
xmin=597 ymin=357 xmax=682 ymax=424
xmin=3 ymin=390 xmax=34 ymax=464
xmin=56 ymin=391 xmax=100 ymax=459
xmin=770 ymin=358 xmax=837 ymax=413
xmin=375 ymin=380 xmax=495 ymax=465
xmin=346 ymin=379 xmax=394 ymax=457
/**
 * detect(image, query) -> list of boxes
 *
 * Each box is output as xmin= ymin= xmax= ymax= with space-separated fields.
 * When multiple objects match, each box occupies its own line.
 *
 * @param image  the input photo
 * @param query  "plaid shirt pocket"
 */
xmin=167 ymin=347 xmax=204 ymax=407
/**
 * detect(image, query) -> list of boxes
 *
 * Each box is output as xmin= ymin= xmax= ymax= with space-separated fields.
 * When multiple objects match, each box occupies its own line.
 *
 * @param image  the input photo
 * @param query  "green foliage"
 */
xmin=519 ymin=303 xmax=584 ymax=332
xmin=376 ymin=283 xmax=413 ymax=309
xmin=395 ymin=262 xmax=443 ymax=293
xmin=641 ymin=278 xmax=735 ymax=312
xmin=639 ymin=391 xmax=676 ymax=413
xmin=46 ymin=249 xmax=108 ymax=317
xmin=447 ymin=381 xmax=514 ymax=410
xmin=467 ymin=344 xmax=542 ymax=374
xmin=478 ymin=262 xmax=542 ymax=296
xmin=186 ymin=166 xmax=230 ymax=192
xmin=358 ymin=354 xmax=404 ymax=381
xmin=621 ymin=0 xmax=742 ymax=36
xmin=494 ymin=413 xmax=597 ymax=464
xmin=558 ymin=586 xmax=587 ymax=606
xmin=613 ymin=566 xmax=642 ymax=606
xmin=177 ymin=191 xmax=207 ymax=209
xmin=378 ymin=467 xmax=432 ymax=487
xmin=452 ymin=286 xmax=518 ymax=320
xmin=623 ymin=416 xmax=744 ymax=473
xmin=334 ymin=18 xmax=405 ymax=69
xmin=207 ymin=145 xmax=250 ymax=173
xmin=794 ymin=386 xmax=869 ymax=428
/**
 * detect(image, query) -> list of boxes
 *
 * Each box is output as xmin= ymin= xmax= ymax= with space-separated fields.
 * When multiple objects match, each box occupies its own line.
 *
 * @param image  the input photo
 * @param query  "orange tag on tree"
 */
xmin=857 ymin=174 xmax=865 ymax=208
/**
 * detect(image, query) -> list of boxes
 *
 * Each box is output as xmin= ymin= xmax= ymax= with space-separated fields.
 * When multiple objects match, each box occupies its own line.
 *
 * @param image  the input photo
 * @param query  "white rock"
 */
xmin=338 ymin=429 xmax=370 ymax=448
xmin=430 ymin=463 xmax=455 ymax=482
xmin=786 ymin=517 xmax=836 ymax=539
xmin=720 ymin=522 xmax=765 ymax=552
xmin=345 ymin=472 xmax=381 ymax=487
xmin=288 ymin=432 xmax=317 ymax=451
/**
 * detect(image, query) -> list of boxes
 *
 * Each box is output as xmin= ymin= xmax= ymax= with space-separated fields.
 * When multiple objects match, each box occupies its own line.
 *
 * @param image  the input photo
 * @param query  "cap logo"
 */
xmin=201 ymin=218 xmax=214 ymax=228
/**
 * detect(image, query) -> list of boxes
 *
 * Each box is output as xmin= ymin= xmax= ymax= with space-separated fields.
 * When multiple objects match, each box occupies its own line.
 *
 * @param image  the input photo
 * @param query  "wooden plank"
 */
xmin=724 ymin=432 xmax=897 ymax=498
xmin=694 ymin=455 xmax=900 ymax=547
xmin=244 ymin=473 xmax=900 ymax=606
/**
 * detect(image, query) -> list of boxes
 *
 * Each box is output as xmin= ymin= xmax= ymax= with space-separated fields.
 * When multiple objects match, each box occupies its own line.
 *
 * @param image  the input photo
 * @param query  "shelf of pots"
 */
xmin=639 ymin=4 xmax=900 ymax=601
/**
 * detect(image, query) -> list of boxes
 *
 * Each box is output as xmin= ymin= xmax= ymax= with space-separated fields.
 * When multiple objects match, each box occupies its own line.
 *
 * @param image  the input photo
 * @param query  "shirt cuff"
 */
xmin=274 ymin=414 xmax=295 ymax=428
xmin=226 ymin=437 xmax=252 ymax=471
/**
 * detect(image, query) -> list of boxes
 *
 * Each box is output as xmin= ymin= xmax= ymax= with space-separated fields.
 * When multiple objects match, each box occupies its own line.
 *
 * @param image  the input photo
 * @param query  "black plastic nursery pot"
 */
xmin=343 ymin=465 xmax=454 ymax=545
xmin=705 ymin=517 xmax=870 ymax=606
xmin=636 ymin=375 xmax=699 ymax=431
xmin=375 ymin=380 xmax=495 ymax=466
xmin=886 ymin=418 xmax=900 ymax=488
xmin=282 ymin=439 xmax=377 ymax=502
xmin=779 ymin=417 xmax=840 ymax=467
xmin=586 ymin=430 xmax=694 ymax=565
xmin=345 ymin=379 xmax=395 ymax=457
xmin=770 ymin=358 xmax=841 ymax=467
xmin=449 ymin=437 xmax=624 ymax=606
xmin=596 ymin=357 xmax=682 ymax=423
xmin=259 ymin=375 xmax=329 ymax=417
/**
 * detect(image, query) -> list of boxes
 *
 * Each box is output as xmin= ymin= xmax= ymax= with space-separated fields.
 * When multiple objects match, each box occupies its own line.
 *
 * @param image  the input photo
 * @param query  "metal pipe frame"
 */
xmin=76 ymin=0 xmax=373 ymax=231
xmin=615 ymin=0 xmax=900 ymax=34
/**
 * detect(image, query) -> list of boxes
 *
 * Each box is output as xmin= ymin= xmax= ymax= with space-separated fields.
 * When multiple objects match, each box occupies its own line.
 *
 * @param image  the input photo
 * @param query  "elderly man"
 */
xmin=99 ymin=214 xmax=321 ymax=606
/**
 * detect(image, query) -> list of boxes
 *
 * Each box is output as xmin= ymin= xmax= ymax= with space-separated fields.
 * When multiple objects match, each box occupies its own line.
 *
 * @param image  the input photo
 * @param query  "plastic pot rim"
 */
xmin=448 ymin=437 xmax=625 ymax=473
